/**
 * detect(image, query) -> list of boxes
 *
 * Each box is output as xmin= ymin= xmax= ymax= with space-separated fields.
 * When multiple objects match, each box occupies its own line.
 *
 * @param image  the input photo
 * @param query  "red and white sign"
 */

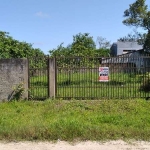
xmin=99 ymin=67 xmax=109 ymax=82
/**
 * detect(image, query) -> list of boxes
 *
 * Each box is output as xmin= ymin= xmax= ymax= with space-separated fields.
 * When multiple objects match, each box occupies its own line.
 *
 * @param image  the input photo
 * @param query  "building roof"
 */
xmin=102 ymin=49 xmax=146 ymax=64
xmin=117 ymin=41 xmax=143 ymax=50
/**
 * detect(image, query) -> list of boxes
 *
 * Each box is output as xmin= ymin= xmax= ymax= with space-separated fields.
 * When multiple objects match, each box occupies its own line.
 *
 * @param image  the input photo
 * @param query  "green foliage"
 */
xmin=0 ymin=31 xmax=45 ymax=59
xmin=71 ymin=33 xmax=96 ymax=57
xmin=49 ymin=43 xmax=71 ymax=57
xmin=12 ymin=83 xmax=24 ymax=101
xmin=123 ymin=0 xmax=150 ymax=51
xmin=49 ymin=33 xmax=110 ymax=58
xmin=28 ymin=53 xmax=48 ymax=77
xmin=123 ymin=0 xmax=149 ymax=30
xmin=0 ymin=31 xmax=47 ymax=75
xmin=94 ymin=48 xmax=110 ymax=57
xmin=143 ymin=31 xmax=150 ymax=51
xmin=50 ymin=33 xmax=97 ymax=58
xmin=0 ymin=100 xmax=150 ymax=141
xmin=140 ymin=72 xmax=150 ymax=92
xmin=49 ymin=33 xmax=110 ymax=68
xmin=49 ymin=43 xmax=72 ymax=68
xmin=8 ymin=83 xmax=24 ymax=101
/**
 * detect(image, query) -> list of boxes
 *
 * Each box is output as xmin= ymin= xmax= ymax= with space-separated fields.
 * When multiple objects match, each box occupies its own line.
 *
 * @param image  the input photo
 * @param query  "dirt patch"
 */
xmin=0 ymin=140 xmax=150 ymax=150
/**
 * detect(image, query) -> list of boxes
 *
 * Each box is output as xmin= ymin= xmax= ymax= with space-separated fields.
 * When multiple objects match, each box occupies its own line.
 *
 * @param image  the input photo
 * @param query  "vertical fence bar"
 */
xmin=28 ymin=58 xmax=30 ymax=99
xmin=55 ymin=57 xmax=57 ymax=97
xmin=111 ymin=58 xmax=113 ymax=98
xmin=47 ymin=56 xmax=50 ymax=98
xmin=148 ymin=55 xmax=149 ymax=98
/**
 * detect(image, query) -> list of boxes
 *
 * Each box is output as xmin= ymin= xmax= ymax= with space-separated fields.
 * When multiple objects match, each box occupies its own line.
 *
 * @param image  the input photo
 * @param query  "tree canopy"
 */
xmin=49 ymin=33 xmax=110 ymax=67
xmin=0 ymin=31 xmax=45 ymax=59
xmin=96 ymin=36 xmax=111 ymax=49
xmin=118 ymin=30 xmax=147 ymax=45
xmin=71 ymin=33 xmax=96 ymax=57
xmin=123 ymin=0 xmax=150 ymax=51
xmin=49 ymin=33 xmax=110 ymax=58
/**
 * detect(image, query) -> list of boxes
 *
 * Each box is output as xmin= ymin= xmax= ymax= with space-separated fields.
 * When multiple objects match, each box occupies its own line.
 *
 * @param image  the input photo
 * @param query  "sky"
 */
xmin=0 ymin=0 xmax=150 ymax=54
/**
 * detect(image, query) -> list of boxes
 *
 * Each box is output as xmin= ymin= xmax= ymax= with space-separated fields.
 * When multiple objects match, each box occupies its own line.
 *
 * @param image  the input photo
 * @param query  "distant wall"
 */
xmin=110 ymin=43 xmax=117 ymax=56
xmin=0 ymin=59 xmax=28 ymax=101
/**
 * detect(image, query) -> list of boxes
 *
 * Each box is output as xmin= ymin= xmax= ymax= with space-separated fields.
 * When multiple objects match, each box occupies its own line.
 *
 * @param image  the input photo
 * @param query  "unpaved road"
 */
xmin=0 ymin=140 xmax=150 ymax=150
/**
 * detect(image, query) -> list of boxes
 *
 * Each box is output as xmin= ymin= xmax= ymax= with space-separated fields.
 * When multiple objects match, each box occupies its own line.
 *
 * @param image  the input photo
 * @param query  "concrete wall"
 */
xmin=0 ymin=59 xmax=28 ymax=101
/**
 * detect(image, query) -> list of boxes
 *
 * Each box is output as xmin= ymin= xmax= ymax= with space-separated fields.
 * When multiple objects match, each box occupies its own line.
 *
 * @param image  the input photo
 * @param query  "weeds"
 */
xmin=8 ymin=83 xmax=24 ymax=101
xmin=0 ymin=100 xmax=150 ymax=141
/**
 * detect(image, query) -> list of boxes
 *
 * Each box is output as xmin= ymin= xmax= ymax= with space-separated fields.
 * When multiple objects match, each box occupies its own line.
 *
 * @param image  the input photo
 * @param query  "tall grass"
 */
xmin=0 ymin=100 xmax=150 ymax=141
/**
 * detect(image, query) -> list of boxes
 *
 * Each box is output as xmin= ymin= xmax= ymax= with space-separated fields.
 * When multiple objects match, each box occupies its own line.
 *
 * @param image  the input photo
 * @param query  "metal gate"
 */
xmin=28 ymin=56 xmax=49 ymax=100
xmin=28 ymin=55 xmax=150 ymax=100
xmin=56 ymin=56 xmax=150 ymax=99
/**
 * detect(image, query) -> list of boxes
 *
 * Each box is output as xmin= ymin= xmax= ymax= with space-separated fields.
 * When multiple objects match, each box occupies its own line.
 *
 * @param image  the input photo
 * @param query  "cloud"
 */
xmin=35 ymin=11 xmax=50 ymax=18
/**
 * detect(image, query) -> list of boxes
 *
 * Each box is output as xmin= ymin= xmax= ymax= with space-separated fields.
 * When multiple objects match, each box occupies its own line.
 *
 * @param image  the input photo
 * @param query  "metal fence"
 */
xmin=56 ymin=56 xmax=150 ymax=99
xmin=28 ymin=55 xmax=150 ymax=100
xmin=28 ymin=56 xmax=49 ymax=100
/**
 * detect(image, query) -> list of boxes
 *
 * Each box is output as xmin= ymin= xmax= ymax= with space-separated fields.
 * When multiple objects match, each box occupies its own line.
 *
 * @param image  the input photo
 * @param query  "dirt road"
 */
xmin=0 ymin=140 xmax=150 ymax=150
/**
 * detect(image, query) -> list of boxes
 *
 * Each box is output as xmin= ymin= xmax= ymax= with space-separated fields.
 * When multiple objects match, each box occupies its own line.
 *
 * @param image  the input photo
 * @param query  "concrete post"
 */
xmin=49 ymin=58 xmax=56 ymax=98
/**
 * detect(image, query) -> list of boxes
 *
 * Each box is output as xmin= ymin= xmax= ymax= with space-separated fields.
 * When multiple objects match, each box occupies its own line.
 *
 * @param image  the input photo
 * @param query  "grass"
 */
xmin=0 ymin=99 xmax=150 ymax=141
xmin=29 ymin=72 xmax=150 ymax=99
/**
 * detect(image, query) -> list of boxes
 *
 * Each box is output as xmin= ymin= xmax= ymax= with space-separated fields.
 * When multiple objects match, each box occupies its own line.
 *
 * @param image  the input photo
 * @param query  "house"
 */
xmin=102 ymin=49 xmax=150 ymax=73
xmin=110 ymin=41 xmax=143 ymax=56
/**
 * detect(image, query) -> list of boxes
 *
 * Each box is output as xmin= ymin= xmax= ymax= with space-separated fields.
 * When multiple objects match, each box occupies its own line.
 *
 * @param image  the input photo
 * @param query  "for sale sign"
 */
xmin=99 ymin=67 xmax=109 ymax=82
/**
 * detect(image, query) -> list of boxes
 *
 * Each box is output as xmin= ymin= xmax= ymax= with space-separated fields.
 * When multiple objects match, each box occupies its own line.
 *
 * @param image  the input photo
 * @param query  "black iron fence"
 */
xmin=28 ymin=56 xmax=49 ymax=99
xmin=28 ymin=55 xmax=150 ymax=100
xmin=56 ymin=55 xmax=150 ymax=99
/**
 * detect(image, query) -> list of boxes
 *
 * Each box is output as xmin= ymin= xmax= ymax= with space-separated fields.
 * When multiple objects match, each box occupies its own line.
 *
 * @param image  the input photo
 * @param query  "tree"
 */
xmin=71 ymin=33 xmax=96 ymax=57
xmin=0 ymin=31 xmax=46 ymax=74
xmin=49 ymin=33 xmax=97 ymax=68
xmin=49 ymin=43 xmax=72 ymax=68
xmin=143 ymin=32 xmax=150 ymax=51
xmin=49 ymin=32 xmax=96 ymax=58
xmin=49 ymin=33 xmax=111 ymax=58
xmin=118 ymin=30 xmax=147 ymax=45
xmin=94 ymin=48 xmax=110 ymax=57
xmin=49 ymin=43 xmax=71 ymax=57
xmin=96 ymin=36 xmax=111 ymax=49
xmin=0 ymin=31 xmax=45 ymax=58
xmin=123 ymin=0 xmax=150 ymax=51
xmin=95 ymin=36 xmax=111 ymax=57
xmin=49 ymin=33 xmax=111 ymax=69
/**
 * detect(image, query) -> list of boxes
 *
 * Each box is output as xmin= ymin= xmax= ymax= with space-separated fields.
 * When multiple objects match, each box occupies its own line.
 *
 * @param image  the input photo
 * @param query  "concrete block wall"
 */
xmin=0 ymin=59 xmax=28 ymax=101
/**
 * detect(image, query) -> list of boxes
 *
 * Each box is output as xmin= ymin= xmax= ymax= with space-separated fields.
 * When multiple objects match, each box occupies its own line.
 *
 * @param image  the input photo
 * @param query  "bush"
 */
xmin=140 ymin=73 xmax=150 ymax=92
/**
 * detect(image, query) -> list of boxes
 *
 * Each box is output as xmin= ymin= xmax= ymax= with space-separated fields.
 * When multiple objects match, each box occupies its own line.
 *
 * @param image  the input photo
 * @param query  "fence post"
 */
xmin=48 ymin=57 xmax=56 ymax=98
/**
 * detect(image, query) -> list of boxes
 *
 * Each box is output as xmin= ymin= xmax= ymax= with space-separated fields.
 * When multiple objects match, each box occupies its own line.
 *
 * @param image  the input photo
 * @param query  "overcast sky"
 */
xmin=1 ymin=0 xmax=150 ymax=54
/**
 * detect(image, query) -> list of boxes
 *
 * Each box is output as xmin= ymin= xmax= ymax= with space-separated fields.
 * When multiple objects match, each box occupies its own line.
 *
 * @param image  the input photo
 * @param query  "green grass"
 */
xmin=29 ymin=72 xmax=150 ymax=99
xmin=0 ymin=99 xmax=150 ymax=141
